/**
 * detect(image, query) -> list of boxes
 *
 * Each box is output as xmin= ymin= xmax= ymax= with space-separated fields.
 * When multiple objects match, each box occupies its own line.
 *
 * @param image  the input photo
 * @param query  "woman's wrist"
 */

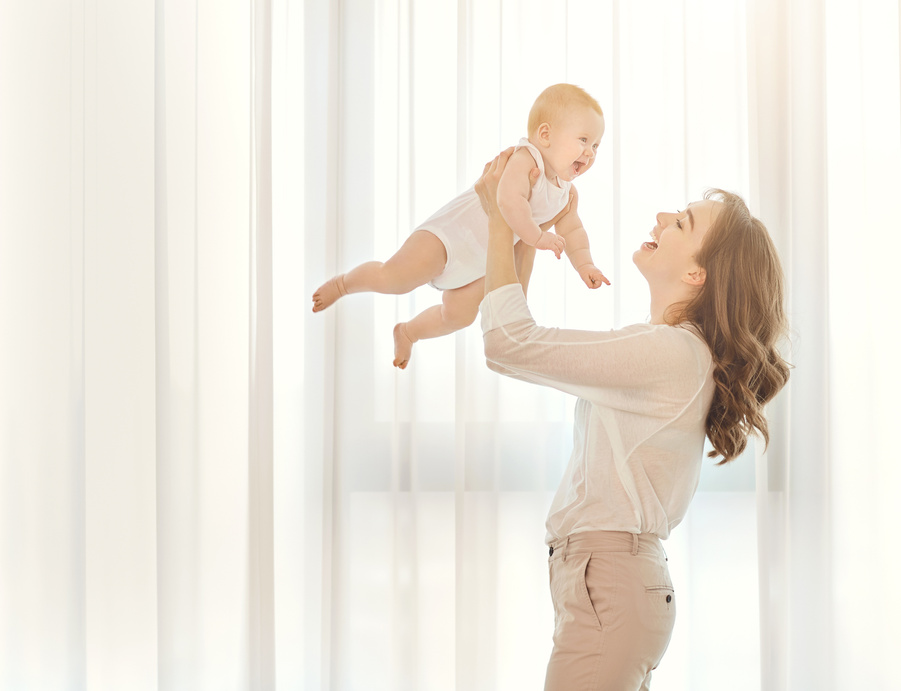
xmin=485 ymin=217 xmax=518 ymax=290
xmin=488 ymin=208 xmax=514 ymax=237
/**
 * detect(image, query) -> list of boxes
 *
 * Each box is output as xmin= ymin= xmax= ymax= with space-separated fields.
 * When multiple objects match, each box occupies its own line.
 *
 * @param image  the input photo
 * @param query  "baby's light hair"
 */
xmin=527 ymin=83 xmax=604 ymax=138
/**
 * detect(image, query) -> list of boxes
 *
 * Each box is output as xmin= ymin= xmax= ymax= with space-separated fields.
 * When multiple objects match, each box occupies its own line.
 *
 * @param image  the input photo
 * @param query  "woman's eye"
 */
xmin=675 ymin=219 xmax=683 ymax=229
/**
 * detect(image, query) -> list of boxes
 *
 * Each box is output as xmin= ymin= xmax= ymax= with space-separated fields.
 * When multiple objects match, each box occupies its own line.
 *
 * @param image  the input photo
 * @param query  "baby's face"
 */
xmin=542 ymin=107 xmax=605 ymax=183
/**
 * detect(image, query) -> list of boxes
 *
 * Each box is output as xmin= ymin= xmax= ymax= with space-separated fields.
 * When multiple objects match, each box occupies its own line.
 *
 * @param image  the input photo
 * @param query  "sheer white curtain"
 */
xmin=2 ymin=0 xmax=900 ymax=690
xmin=750 ymin=1 xmax=901 ymax=690
xmin=1 ymin=0 xmax=273 ymax=689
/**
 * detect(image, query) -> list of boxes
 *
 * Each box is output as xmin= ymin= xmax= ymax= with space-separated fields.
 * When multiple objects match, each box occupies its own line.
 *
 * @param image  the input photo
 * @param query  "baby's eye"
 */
xmin=580 ymin=137 xmax=588 ymax=143
xmin=592 ymin=143 xmax=599 ymax=150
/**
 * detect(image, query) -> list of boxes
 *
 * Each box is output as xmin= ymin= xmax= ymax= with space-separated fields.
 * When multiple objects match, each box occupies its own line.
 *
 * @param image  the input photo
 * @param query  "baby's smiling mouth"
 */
xmin=573 ymin=161 xmax=584 ymax=175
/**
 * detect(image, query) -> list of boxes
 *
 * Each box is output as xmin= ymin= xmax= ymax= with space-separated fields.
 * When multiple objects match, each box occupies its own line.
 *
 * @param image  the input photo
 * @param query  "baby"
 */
xmin=312 ymin=83 xmax=609 ymax=368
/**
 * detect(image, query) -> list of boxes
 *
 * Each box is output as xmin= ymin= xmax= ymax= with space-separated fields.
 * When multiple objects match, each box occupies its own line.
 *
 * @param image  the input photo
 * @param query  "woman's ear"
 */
xmin=683 ymin=267 xmax=706 ymax=286
xmin=537 ymin=122 xmax=551 ymax=147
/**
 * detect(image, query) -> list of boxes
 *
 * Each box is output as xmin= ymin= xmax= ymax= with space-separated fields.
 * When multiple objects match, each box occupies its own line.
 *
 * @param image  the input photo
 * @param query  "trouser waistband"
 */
xmin=548 ymin=530 xmax=665 ymax=561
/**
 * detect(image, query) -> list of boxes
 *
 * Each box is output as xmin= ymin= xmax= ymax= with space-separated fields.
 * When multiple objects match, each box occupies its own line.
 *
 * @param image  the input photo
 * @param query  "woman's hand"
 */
xmin=474 ymin=147 xmax=516 ymax=218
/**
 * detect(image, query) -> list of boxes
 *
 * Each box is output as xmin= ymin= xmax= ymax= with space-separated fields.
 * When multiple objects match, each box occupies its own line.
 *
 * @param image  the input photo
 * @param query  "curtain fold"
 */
xmin=822 ymin=2 xmax=901 ymax=689
xmin=155 ymin=0 xmax=260 ymax=687
xmin=83 ymin=0 xmax=159 ymax=688
xmin=749 ymin=0 xmax=833 ymax=688
xmin=249 ymin=1 xmax=275 ymax=689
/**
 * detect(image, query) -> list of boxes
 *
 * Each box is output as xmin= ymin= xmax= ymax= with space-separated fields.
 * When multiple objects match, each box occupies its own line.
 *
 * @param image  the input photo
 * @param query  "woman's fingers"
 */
xmin=495 ymin=146 xmax=515 ymax=163
xmin=475 ymin=147 xmax=516 ymax=214
xmin=485 ymin=147 xmax=515 ymax=179
xmin=478 ymin=146 xmax=517 ymax=186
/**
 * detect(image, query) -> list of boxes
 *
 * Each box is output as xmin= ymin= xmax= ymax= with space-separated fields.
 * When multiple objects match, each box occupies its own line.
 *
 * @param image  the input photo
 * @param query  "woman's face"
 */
xmin=632 ymin=200 xmax=719 ymax=286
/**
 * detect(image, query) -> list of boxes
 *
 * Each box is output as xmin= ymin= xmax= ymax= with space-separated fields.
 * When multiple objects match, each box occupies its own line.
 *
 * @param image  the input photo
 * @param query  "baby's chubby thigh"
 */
xmin=440 ymin=277 xmax=485 ymax=329
xmin=380 ymin=229 xmax=449 ymax=293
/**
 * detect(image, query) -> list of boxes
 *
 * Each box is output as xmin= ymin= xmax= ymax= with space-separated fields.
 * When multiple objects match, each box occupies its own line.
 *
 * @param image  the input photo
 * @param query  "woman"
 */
xmin=474 ymin=150 xmax=790 ymax=690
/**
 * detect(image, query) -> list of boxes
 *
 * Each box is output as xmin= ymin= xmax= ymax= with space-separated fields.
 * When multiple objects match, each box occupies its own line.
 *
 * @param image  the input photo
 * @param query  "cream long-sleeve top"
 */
xmin=480 ymin=284 xmax=716 ymax=543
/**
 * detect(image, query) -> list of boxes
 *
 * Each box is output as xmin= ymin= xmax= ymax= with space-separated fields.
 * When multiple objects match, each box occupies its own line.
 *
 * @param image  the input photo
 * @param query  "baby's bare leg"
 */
xmin=393 ymin=278 xmax=484 ymax=369
xmin=312 ymin=230 xmax=447 ymax=312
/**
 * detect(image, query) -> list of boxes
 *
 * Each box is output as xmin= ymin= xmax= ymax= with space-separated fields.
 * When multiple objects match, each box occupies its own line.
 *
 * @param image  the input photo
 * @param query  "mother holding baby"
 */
xmin=475 ymin=150 xmax=789 ymax=689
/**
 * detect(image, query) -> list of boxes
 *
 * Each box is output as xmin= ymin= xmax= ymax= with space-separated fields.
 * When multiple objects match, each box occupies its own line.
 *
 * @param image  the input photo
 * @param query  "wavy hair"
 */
xmin=669 ymin=189 xmax=791 ymax=463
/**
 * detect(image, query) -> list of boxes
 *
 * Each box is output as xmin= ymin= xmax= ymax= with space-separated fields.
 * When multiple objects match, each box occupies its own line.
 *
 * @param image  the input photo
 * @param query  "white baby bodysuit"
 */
xmin=416 ymin=139 xmax=572 ymax=290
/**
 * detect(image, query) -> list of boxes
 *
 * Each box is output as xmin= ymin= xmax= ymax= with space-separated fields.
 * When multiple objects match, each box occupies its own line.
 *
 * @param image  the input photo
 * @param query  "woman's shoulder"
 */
xmin=611 ymin=321 xmax=699 ymax=340
xmin=667 ymin=323 xmax=714 ymax=371
xmin=613 ymin=322 xmax=712 ymax=370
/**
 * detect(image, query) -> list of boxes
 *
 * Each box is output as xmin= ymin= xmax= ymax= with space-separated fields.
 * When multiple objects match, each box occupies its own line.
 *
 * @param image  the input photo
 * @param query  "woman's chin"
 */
xmin=632 ymin=252 xmax=654 ymax=283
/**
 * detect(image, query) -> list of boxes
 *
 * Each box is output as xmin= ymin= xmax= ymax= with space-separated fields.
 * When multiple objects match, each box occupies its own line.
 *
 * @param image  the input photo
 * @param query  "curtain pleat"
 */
xmin=822 ymin=2 xmax=901 ymax=689
xmin=296 ymin=0 xmax=341 ymax=688
xmin=753 ymin=0 xmax=834 ymax=689
xmin=81 ymin=0 xmax=159 ymax=687
xmin=249 ymin=0 xmax=275 ymax=689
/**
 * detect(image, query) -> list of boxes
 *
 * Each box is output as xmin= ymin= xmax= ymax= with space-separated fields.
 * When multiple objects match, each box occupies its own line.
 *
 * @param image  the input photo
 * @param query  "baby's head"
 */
xmin=528 ymin=84 xmax=605 ymax=183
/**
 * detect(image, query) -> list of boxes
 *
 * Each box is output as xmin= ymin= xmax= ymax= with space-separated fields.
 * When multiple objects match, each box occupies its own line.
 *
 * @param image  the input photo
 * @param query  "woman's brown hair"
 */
xmin=670 ymin=189 xmax=791 ymax=463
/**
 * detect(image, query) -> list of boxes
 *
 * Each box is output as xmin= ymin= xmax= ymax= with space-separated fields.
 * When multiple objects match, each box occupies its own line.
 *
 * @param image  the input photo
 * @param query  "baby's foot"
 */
xmin=393 ymin=323 xmax=415 ymax=369
xmin=312 ymin=274 xmax=347 ymax=312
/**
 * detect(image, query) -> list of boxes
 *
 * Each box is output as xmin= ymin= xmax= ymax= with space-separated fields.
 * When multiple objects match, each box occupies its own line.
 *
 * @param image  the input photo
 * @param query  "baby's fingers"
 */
xmin=587 ymin=271 xmax=611 ymax=288
xmin=554 ymin=236 xmax=566 ymax=259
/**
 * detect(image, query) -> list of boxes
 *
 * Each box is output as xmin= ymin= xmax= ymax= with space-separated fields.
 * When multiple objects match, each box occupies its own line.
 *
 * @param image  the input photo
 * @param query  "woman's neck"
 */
xmin=648 ymin=285 xmax=695 ymax=325
xmin=648 ymin=300 xmax=671 ymax=325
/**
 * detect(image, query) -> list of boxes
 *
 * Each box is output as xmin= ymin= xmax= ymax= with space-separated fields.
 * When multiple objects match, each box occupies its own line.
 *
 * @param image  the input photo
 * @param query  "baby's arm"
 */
xmin=496 ymin=148 xmax=566 ymax=259
xmin=554 ymin=186 xmax=610 ymax=289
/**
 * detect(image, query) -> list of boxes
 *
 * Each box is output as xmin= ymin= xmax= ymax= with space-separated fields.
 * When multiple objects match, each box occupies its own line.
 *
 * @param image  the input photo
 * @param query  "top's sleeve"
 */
xmin=479 ymin=283 xmax=710 ymax=407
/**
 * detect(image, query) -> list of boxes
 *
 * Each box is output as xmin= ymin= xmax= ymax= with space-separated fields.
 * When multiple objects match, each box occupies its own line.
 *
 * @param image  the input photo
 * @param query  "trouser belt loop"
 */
xmin=631 ymin=533 xmax=639 ymax=556
xmin=563 ymin=536 xmax=571 ymax=563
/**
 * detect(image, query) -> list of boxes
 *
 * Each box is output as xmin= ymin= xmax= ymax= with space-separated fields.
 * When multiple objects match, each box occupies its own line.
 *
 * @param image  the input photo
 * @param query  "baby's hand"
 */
xmin=535 ymin=231 xmax=566 ymax=259
xmin=578 ymin=264 xmax=610 ymax=289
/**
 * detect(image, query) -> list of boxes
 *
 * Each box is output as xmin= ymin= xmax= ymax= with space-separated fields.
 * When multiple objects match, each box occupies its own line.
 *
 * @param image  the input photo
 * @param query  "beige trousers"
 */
xmin=544 ymin=531 xmax=676 ymax=691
